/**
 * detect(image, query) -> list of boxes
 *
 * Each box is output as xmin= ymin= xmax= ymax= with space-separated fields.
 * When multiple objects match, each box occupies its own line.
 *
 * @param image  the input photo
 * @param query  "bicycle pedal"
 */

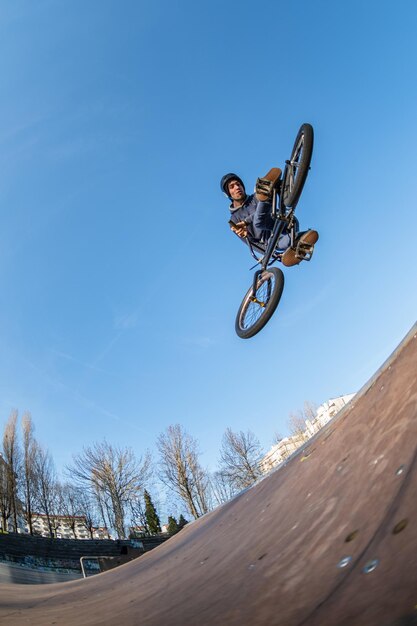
xmin=255 ymin=177 xmax=275 ymax=196
xmin=295 ymin=241 xmax=314 ymax=262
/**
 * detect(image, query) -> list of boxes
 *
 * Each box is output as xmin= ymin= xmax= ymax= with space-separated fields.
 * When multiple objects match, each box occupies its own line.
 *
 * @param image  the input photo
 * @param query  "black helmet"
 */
xmin=220 ymin=173 xmax=245 ymax=197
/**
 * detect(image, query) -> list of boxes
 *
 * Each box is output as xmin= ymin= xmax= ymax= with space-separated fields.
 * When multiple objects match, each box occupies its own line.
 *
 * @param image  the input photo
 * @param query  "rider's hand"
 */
xmin=231 ymin=221 xmax=248 ymax=238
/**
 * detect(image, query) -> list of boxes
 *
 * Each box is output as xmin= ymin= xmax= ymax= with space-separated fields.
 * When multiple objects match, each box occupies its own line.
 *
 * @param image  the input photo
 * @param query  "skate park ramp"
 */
xmin=0 ymin=324 xmax=416 ymax=626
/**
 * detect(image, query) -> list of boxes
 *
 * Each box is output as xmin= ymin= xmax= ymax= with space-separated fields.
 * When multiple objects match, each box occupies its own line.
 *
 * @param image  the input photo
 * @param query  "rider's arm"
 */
xmin=239 ymin=214 xmax=252 ymax=225
xmin=229 ymin=195 xmax=257 ymax=236
xmin=230 ymin=196 xmax=257 ymax=224
xmin=229 ymin=220 xmax=248 ymax=238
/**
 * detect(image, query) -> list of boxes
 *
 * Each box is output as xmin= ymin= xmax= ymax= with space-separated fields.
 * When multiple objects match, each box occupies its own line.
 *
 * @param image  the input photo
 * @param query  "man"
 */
xmin=221 ymin=170 xmax=319 ymax=267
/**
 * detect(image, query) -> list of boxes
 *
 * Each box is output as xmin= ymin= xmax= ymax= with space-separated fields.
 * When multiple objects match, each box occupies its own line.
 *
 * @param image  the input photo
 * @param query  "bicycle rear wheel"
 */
xmin=280 ymin=123 xmax=314 ymax=211
xmin=235 ymin=267 xmax=284 ymax=339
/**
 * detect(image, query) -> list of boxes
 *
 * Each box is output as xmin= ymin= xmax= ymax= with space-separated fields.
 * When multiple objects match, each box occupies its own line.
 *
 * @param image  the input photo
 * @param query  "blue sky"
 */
xmin=0 ymin=0 xmax=416 ymax=495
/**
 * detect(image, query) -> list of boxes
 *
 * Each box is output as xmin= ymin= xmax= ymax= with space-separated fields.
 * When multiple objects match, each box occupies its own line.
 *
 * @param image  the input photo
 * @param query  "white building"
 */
xmin=92 ymin=526 xmax=112 ymax=540
xmin=129 ymin=525 xmax=147 ymax=538
xmin=28 ymin=515 xmax=112 ymax=539
xmin=259 ymin=432 xmax=307 ymax=474
xmin=259 ymin=393 xmax=355 ymax=475
xmin=304 ymin=393 xmax=355 ymax=438
xmin=30 ymin=514 xmax=90 ymax=539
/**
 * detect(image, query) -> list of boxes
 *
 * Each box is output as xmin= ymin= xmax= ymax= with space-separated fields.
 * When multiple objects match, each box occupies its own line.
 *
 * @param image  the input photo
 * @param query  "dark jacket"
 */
xmin=229 ymin=194 xmax=271 ymax=242
xmin=229 ymin=194 xmax=257 ymax=226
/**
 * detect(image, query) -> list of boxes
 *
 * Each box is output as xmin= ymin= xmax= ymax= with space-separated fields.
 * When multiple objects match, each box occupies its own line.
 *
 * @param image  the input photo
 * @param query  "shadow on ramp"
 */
xmin=1 ymin=324 xmax=416 ymax=626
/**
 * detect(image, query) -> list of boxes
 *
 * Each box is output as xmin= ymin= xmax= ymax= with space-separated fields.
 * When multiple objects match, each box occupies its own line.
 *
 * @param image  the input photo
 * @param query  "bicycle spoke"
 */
xmin=240 ymin=274 xmax=275 ymax=329
xmin=235 ymin=266 xmax=284 ymax=339
xmin=280 ymin=123 xmax=313 ymax=213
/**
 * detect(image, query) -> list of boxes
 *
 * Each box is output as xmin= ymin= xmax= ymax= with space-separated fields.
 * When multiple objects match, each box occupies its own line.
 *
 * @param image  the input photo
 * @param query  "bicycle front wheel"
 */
xmin=235 ymin=267 xmax=285 ymax=339
xmin=281 ymin=123 xmax=314 ymax=211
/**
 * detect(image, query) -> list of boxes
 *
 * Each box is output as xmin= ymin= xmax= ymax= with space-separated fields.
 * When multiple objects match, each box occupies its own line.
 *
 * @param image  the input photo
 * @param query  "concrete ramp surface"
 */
xmin=0 ymin=324 xmax=416 ymax=626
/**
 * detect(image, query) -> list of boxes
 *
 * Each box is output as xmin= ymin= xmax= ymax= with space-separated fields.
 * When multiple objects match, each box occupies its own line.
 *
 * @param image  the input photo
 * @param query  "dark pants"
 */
xmin=252 ymin=201 xmax=298 ymax=250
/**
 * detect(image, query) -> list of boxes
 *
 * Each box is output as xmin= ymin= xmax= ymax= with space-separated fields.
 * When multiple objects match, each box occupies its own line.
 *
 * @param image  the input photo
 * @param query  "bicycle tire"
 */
xmin=280 ymin=123 xmax=314 ymax=211
xmin=235 ymin=267 xmax=284 ymax=339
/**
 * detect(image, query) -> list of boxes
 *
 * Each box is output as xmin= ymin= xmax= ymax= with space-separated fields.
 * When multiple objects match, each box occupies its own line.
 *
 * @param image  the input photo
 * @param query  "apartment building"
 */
xmin=259 ymin=393 xmax=355 ymax=474
xmin=30 ymin=514 xmax=90 ymax=539
xmin=304 ymin=393 xmax=355 ymax=437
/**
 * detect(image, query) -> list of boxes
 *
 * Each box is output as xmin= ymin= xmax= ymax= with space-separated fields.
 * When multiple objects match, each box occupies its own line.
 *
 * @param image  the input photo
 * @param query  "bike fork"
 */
xmin=251 ymin=269 xmax=263 ymax=299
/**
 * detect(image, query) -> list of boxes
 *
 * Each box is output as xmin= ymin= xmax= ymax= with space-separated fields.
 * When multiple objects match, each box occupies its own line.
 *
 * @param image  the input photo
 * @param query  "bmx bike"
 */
xmin=235 ymin=123 xmax=314 ymax=339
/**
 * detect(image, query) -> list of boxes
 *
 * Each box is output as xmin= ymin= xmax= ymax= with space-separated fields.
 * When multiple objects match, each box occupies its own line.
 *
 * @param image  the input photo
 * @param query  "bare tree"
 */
xmin=157 ymin=424 xmax=211 ymax=520
xmin=287 ymin=411 xmax=308 ymax=439
xmin=55 ymin=482 xmax=82 ymax=538
xmin=68 ymin=441 xmax=151 ymax=539
xmin=129 ymin=495 xmax=148 ymax=535
xmin=287 ymin=401 xmax=318 ymax=440
xmin=211 ymin=470 xmax=239 ymax=506
xmin=219 ymin=428 xmax=263 ymax=491
xmin=21 ymin=412 xmax=37 ymax=534
xmin=2 ymin=410 xmax=22 ymax=532
xmin=0 ymin=454 xmax=11 ymax=532
xmin=189 ymin=450 xmax=212 ymax=515
xmin=303 ymin=400 xmax=318 ymax=421
xmin=54 ymin=483 xmax=101 ymax=539
xmin=94 ymin=485 xmax=112 ymax=535
xmin=32 ymin=444 xmax=58 ymax=537
xmin=76 ymin=488 xmax=102 ymax=539
xmin=272 ymin=431 xmax=283 ymax=445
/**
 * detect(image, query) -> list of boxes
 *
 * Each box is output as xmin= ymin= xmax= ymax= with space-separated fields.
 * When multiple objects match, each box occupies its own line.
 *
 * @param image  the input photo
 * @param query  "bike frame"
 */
xmin=248 ymin=174 xmax=297 ymax=297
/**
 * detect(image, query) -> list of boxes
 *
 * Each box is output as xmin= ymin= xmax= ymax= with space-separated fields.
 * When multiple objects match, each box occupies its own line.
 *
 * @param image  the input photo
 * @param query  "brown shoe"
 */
xmin=281 ymin=230 xmax=319 ymax=267
xmin=255 ymin=168 xmax=282 ymax=201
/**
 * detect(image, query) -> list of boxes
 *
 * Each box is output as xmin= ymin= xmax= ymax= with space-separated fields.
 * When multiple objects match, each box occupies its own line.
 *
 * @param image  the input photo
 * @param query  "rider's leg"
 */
xmin=253 ymin=200 xmax=274 ymax=232
xmin=253 ymin=204 xmax=299 ymax=249
xmin=281 ymin=229 xmax=319 ymax=267
xmin=251 ymin=201 xmax=289 ymax=246
xmin=255 ymin=168 xmax=282 ymax=202
xmin=253 ymin=167 xmax=293 ymax=246
xmin=252 ymin=168 xmax=283 ymax=235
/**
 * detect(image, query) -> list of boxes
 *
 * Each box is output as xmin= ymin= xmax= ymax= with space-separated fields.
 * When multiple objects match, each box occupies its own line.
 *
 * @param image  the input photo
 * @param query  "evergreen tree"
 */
xmin=167 ymin=515 xmax=179 ymax=535
xmin=144 ymin=490 xmax=161 ymax=534
xmin=178 ymin=514 xmax=188 ymax=530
